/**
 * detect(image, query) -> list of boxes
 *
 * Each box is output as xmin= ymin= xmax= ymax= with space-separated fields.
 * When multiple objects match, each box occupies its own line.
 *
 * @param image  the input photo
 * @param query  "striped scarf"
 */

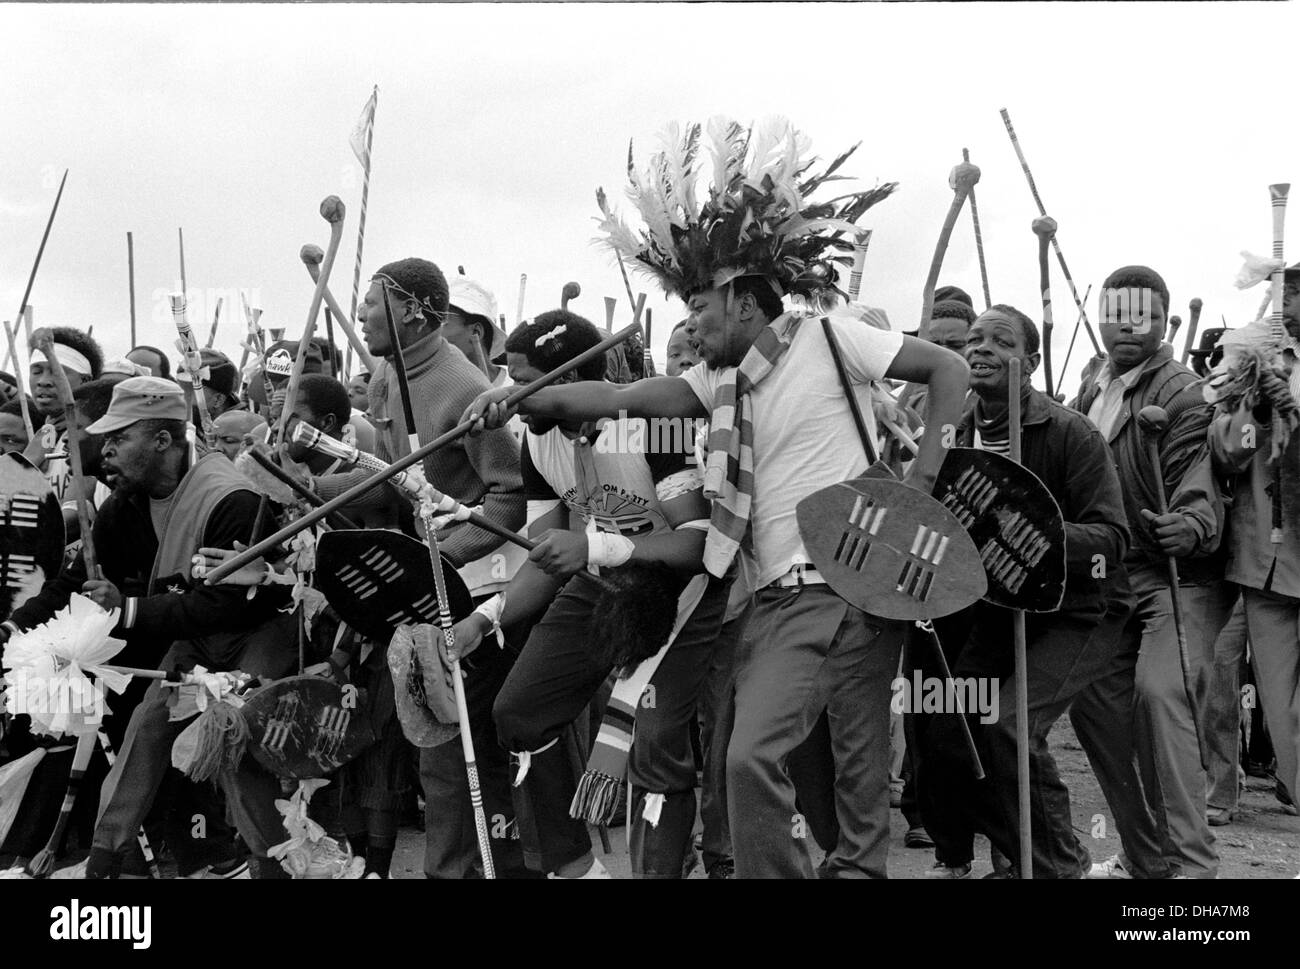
xmin=701 ymin=312 xmax=804 ymax=577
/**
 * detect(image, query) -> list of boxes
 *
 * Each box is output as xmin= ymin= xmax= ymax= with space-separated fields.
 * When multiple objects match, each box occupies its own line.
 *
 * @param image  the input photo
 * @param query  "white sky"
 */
xmin=2 ymin=2 xmax=1298 ymax=397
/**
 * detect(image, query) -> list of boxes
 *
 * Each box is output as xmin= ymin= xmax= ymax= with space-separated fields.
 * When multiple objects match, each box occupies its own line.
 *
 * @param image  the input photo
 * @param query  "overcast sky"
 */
xmin=2 ymin=2 xmax=1298 ymax=396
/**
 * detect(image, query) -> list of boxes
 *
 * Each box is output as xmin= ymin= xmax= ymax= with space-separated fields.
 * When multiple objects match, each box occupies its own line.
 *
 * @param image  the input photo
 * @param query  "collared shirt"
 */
xmin=1085 ymin=362 xmax=1144 ymax=439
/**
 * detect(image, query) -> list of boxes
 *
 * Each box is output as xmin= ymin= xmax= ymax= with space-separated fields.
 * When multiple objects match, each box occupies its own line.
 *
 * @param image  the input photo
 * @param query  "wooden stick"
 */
xmin=168 ymin=293 xmax=215 ymax=440
xmin=204 ymin=297 xmax=224 ymax=349
xmin=964 ymin=149 xmax=992 ymax=310
xmin=999 ymin=109 xmax=1101 ymax=355
xmin=347 ymin=86 xmax=377 ymax=382
xmin=245 ymin=446 xmax=360 ymax=530
xmin=917 ymin=621 xmax=984 ymax=779
xmin=515 ymin=273 xmax=527 ymax=325
xmin=1032 ymin=216 xmax=1058 ymax=398
xmin=1180 ymin=298 xmax=1203 ymax=365
xmin=323 ymin=306 xmax=339 ymax=379
xmin=919 ymin=158 xmax=978 ymax=338
xmin=4 ymin=170 xmax=68 ymax=377
xmin=1008 ymin=356 xmax=1032 ymax=879
xmin=178 ymin=227 xmax=187 ymax=297
xmin=2 ymin=318 xmax=34 ymax=438
xmin=1057 ymin=283 xmax=1093 ymax=382
xmin=127 ymin=231 xmax=137 ymax=349
xmin=273 ymin=198 xmax=346 ymax=447
xmin=300 ymin=245 xmax=377 ymax=372
xmin=561 ymin=281 xmax=581 ymax=311
xmin=1166 ymin=314 xmax=1183 ymax=347
xmin=206 ymin=324 xmax=641 ymax=582
xmin=94 ymin=729 xmax=162 ymax=878
xmin=25 ymin=732 xmax=95 ymax=877
xmin=35 ymin=331 xmax=99 ymax=578
xmin=378 ymin=279 xmax=420 ymax=456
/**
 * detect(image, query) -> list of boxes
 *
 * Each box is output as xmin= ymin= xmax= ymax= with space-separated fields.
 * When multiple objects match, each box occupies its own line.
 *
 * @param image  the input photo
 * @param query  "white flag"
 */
xmin=349 ymin=88 xmax=377 ymax=167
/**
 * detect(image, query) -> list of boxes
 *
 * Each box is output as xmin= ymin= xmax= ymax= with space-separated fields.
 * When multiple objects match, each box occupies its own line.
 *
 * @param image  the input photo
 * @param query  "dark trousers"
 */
xmin=493 ymin=573 xmax=728 ymax=875
xmin=698 ymin=608 xmax=746 ymax=872
xmin=418 ymin=617 xmax=532 ymax=879
xmin=922 ymin=598 xmax=1171 ymax=879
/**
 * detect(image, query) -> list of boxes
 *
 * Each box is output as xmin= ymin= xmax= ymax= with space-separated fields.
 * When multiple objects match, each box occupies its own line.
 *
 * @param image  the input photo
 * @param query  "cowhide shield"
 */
xmin=932 ymin=448 xmax=1066 ymax=612
xmin=387 ymin=623 xmax=461 ymax=749
xmin=314 ymin=530 xmax=473 ymax=643
xmin=796 ymin=477 xmax=985 ymax=621
xmin=241 ymin=675 xmax=376 ymax=778
xmin=0 ymin=452 xmax=65 ymax=623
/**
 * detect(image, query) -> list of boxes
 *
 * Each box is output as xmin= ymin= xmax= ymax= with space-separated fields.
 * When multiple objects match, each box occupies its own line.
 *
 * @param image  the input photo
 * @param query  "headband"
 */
xmin=39 ymin=343 xmax=93 ymax=376
xmin=372 ymin=273 xmax=447 ymax=325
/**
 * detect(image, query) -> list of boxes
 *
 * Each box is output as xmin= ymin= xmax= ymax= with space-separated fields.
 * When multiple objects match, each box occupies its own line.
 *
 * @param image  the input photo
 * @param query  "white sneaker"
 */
xmin=1087 ymin=855 xmax=1132 ymax=879
xmin=924 ymin=860 xmax=971 ymax=879
xmin=547 ymin=857 xmax=611 ymax=879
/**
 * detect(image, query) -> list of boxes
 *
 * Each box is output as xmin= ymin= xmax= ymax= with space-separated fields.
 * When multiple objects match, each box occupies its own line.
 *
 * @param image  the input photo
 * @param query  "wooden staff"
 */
xmin=920 ymin=158 xmax=980 ymax=338
xmin=178 ymin=227 xmax=188 ymax=297
xmin=614 ymin=253 xmax=646 ymax=330
xmin=347 ymin=86 xmax=378 ymax=381
xmin=300 ymin=244 xmax=378 ymax=372
xmin=515 ymin=273 xmax=527 ymax=325
xmin=127 ymin=231 xmax=137 ymax=349
xmin=3 ymin=169 xmax=67 ymax=376
xmin=1180 ymin=298 xmax=1203 ymax=365
xmin=1008 ymin=355 xmax=1032 ymax=879
xmin=238 ymin=292 xmax=275 ymax=404
xmin=964 ymin=149 xmax=992 ymax=309
xmin=2 ymin=318 xmax=34 ymax=438
xmin=168 ymin=293 xmax=215 ymax=441
xmin=561 ymin=281 xmax=581 ymax=311
xmin=1032 ymin=216 xmax=1058 ymax=398
xmin=999 ymin=109 xmax=1101 ymax=355
xmin=323 ymin=306 xmax=339 ymax=378
xmin=1167 ymin=315 xmax=1183 ymax=347
xmin=1136 ymin=404 xmax=1206 ymax=761
xmin=848 ymin=230 xmax=872 ymax=302
xmin=94 ymin=729 xmax=163 ymax=879
xmin=272 ymin=197 xmax=346 ymax=447
xmin=1057 ymin=283 xmax=1093 ymax=382
xmin=204 ymin=297 xmax=224 ymax=349
xmin=643 ymin=307 xmax=656 ymax=376
xmin=378 ymin=278 xmax=420 ymax=456
xmin=206 ymin=324 xmax=641 ymax=582
xmin=35 ymin=331 xmax=100 ymax=577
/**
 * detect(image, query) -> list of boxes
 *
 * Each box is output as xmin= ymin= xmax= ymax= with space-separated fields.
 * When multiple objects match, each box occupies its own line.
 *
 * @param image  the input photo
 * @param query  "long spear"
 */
xmin=127 ymin=231 xmax=137 ymax=348
xmin=3 ymin=169 xmax=68 ymax=376
xmin=1000 ymin=109 xmax=1101 ymax=355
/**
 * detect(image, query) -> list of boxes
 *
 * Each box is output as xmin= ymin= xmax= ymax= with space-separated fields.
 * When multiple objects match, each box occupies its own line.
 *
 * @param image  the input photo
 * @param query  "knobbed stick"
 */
xmin=919 ymin=159 xmax=979 ymax=338
xmin=301 ymin=244 xmax=377 ymax=372
xmin=206 ymin=323 xmax=642 ymax=583
xmin=964 ymin=149 xmax=992 ymax=310
xmin=1167 ymin=314 xmax=1183 ymax=347
xmin=1007 ymin=356 xmax=1032 ymax=879
xmin=3 ymin=169 xmax=68 ymax=377
xmin=999 ymin=109 xmax=1101 ymax=355
xmin=274 ymin=198 xmax=346 ymax=446
xmin=35 ymin=331 xmax=99 ymax=578
xmin=561 ymin=281 xmax=581 ymax=311
xmin=1180 ymin=298 xmax=1203 ymax=365
xmin=1032 ymin=216 xmax=1058 ymax=398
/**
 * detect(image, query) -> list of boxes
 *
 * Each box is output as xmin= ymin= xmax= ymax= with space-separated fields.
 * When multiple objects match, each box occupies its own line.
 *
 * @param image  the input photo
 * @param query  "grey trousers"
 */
xmin=1131 ymin=567 xmax=1234 ymax=878
xmin=1242 ymin=587 xmax=1300 ymax=808
xmin=1205 ymin=596 xmax=1247 ymax=813
xmin=726 ymin=584 xmax=897 ymax=879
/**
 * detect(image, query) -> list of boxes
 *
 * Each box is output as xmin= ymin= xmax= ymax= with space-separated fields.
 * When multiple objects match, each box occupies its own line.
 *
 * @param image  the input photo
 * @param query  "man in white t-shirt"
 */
xmin=466 ymin=276 xmax=967 ymax=876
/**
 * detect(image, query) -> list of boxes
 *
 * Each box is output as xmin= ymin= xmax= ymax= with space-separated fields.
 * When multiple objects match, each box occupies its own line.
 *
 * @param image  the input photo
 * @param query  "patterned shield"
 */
xmin=240 ymin=675 xmax=376 ymax=778
xmin=314 ymin=530 xmax=474 ymax=643
xmin=932 ymin=448 xmax=1066 ymax=612
xmin=797 ymin=477 xmax=986 ymax=620
xmin=0 ymin=452 xmax=65 ymax=623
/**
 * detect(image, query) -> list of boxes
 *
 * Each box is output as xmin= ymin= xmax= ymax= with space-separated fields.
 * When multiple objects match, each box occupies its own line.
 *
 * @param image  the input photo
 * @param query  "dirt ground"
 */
xmin=388 ymin=718 xmax=1299 ymax=879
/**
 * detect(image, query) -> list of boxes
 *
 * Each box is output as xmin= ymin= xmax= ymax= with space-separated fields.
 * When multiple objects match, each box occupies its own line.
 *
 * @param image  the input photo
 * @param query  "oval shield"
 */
xmin=241 ymin=675 xmax=376 ymax=778
xmin=796 ymin=477 xmax=986 ymax=621
xmin=314 ymin=530 xmax=474 ymax=643
xmin=0 ymin=451 xmax=65 ymax=623
xmin=932 ymin=448 xmax=1066 ymax=612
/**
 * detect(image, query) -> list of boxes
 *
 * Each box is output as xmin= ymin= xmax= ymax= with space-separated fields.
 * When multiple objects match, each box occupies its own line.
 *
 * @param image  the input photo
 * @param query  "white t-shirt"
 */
xmin=681 ymin=313 xmax=904 ymax=588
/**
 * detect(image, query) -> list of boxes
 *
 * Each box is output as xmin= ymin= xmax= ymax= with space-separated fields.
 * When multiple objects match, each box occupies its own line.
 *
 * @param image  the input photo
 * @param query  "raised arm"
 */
xmin=463 ymin=375 xmax=707 ymax=432
xmin=884 ymin=336 xmax=970 ymax=490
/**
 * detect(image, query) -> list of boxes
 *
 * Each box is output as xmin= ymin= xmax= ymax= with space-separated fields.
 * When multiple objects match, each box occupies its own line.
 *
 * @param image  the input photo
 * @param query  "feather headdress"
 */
xmin=595 ymin=116 xmax=897 ymax=303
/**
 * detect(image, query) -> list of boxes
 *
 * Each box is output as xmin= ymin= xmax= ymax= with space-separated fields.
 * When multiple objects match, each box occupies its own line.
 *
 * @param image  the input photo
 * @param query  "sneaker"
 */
xmin=924 ymin=861 xmax=971 ymax=879
xmin=903 ymin=826 xmax=935 ymax=849
xmin=1207 ymin=808 xmax=1233 ymax=827
xmin=185 ymin=858 xmax=250 ymax=879
xmin=1087 ymin=855 xmax=1132 ymax=879
xmin=547 ymin=857 xmax=611 ymax=879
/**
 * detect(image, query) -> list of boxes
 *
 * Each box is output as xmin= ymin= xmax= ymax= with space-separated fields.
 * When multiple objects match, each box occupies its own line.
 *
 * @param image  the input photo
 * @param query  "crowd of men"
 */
xmin=0 ymin=121 xmax=1297 ymax=880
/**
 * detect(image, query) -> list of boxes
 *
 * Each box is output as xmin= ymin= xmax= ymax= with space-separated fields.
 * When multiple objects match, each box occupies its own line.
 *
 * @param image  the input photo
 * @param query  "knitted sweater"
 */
xmin=313 ymin=332 xmax=524 ymax=566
